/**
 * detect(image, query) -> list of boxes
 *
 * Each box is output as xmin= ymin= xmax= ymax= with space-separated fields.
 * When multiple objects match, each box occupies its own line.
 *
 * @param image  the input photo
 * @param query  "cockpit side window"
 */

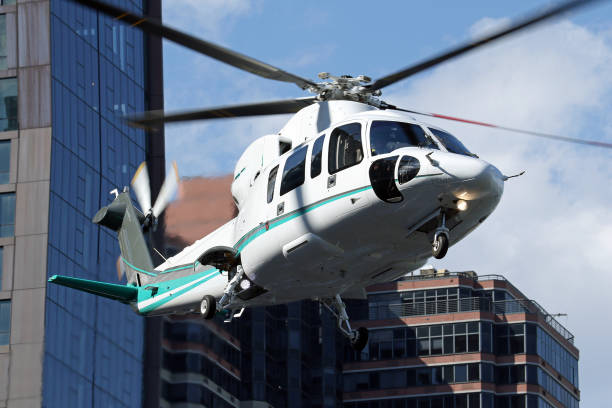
xmin=267 ymin=165 xmax=278 ymax=203
xmin=280 ymin=146 xmax=308 ymax=196
xmin=328 ymin=123 xmax=363 ymax=174
xmin=428 ymin=128 xmax=473 ymax=157
xmin=310 ymin=135 xmax=324 ymax=178
xmin=370 ymin=121 xmax=438 ymax=156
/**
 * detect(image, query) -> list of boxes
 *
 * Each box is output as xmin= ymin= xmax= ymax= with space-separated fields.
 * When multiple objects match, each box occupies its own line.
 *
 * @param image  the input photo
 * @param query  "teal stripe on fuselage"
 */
xmin=122 ymin=258 xmax=158 ymax=276
xmin=138 ymin=268 xmax=220 ymax=314
xmin=234 ymin=185 xmax=372 ymax=253
xmin=136 ymin=185 xmax=373 ymax=313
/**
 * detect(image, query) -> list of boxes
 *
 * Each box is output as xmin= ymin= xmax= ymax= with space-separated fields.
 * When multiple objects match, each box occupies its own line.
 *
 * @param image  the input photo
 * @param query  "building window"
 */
xmin=343 ymin=363 xmax=488 ymax=392
xmin=495 ymin=323 xmax=525 ymax=355
xmin=0 ymin=299 xmax=9 ymax=345
xmin=0 ymin=77 xmax=17 ymax=131
xmin=0 ymin=246 xmax=2 ymax=290
xmin=363 ymin=322 xmax=483 ymax=362
xmin=0 ymin=14 xmax=7 ymax=71
xmin=0 ymin=192 xmax=15 ymax=237
xmin=536 ymin=326 xmax=579 ymax=388
xmin=0 ymin=139 xmax=9 ymax=183
xmin=0 ymin=1 xmax=16 ymax=6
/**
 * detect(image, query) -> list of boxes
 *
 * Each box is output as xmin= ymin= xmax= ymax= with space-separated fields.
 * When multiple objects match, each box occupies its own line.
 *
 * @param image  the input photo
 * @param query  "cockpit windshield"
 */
xmin=428 ymin=128 xmax=474 ymax=157
xmin=369 ymin=121 xmax=438 ymax=156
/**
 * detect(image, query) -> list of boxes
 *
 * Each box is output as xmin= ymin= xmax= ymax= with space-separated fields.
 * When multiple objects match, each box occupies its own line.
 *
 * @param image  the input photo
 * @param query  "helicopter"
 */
xmin=49 ymin=0 xmax=612 ymax=351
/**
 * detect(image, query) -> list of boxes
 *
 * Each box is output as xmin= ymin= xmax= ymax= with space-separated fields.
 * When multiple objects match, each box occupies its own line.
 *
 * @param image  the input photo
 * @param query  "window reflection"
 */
xmin=370 ymin=121 xmax=438 ymax=156
xmin=429 ymin=128 xmax=474 ymax=157
xmin=310 ymin=135 xmax=324 ymax=178
xmin=0 ymin=14 xmax=7 ymax=70
xmin=280 ymin=146 xmax=307 ymax=196
xmin=267 ymin=166 xmax=278 ymax=203
xmin=328 ymin=123 xmax=363 ymax=174
xmin=0 ymin=299 xmax=10 ymax=344
xmin=0 ymin=192 xmax=14 ymax=237
xmin=0 ymin=77 xmax=17 ymax=132
xmin=0 ymin=140 xmax=9 ymax=183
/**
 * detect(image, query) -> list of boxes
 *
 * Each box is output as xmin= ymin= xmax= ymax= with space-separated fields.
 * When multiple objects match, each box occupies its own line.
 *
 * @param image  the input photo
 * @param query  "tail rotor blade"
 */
xmin=152 ymin=161 xmax=179 ymax=218
xmin=131 ymin=162 xmax=152 ymax=213
xmin=116 ymin=256 xmax=125 ymax=281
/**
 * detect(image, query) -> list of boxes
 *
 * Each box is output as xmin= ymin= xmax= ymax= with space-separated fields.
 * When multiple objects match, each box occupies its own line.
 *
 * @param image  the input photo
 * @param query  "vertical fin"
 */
xmin=117 ymin=196 xmax=154 ymax=284
xmin=93 ymin=192 xmax=155 ymax=285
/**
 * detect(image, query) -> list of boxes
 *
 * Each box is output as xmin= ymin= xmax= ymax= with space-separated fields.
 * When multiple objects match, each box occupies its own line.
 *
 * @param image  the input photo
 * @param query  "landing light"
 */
xmin=240 ymin=279 xmax=251 ymax=290
xmin=456 ymin=199 xmax=468 ymax=211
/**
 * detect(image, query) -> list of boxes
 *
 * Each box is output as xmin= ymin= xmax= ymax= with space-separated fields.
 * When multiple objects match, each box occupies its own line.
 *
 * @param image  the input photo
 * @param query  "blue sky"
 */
xmin=159 ymin=1 xmax=612 ymax=404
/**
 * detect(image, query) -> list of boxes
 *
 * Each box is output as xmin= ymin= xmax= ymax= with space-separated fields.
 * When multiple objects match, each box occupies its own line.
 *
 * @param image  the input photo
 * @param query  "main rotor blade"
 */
xmin=396 ymin=107 xmax=612 ymax=149
xmin=370 ymin=0 xmax=601 ymax=91
xmin=73 ymin=0 xmax=316 ymax=90
xmin=127 ymin=97 xmax=318 ymax=128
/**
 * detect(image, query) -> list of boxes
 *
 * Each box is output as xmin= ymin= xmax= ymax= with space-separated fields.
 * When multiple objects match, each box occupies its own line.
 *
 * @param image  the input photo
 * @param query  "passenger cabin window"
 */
xmin=328 ymin=123 xmax=363 ymax=174
xmin=310 ymin=135 xmax=324 ymax=178
xmin=370 ymin=121 xmax=438 ymax=156
xmin=280 ymin=146 xmax=308 ymax=196
xmin=428 ymin=128 xmax=473 ymax=157
xmin=267 ymin=165 xmax=278 ymax=203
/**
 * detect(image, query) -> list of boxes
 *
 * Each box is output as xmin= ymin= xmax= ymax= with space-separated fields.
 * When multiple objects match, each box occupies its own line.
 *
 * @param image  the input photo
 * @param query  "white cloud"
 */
xmin=387 ymin=18 xmax=612 ymax=404
xmin=162 ymin=0 xmax=253 ymax=40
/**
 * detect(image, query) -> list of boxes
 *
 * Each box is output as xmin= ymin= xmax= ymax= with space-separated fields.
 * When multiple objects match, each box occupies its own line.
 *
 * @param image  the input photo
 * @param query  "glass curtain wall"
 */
xmin=44 ymin=1 xmax=147 ymax=406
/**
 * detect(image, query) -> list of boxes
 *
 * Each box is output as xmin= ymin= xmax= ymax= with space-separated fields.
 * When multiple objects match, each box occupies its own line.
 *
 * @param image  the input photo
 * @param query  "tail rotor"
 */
xmin=130 ymin=161 xmax=179 ymax=228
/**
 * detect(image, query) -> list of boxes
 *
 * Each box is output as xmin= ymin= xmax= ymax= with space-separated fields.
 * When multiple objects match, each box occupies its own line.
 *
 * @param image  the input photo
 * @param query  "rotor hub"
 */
xmin=310 ymin=73 xmax=384 ymax=107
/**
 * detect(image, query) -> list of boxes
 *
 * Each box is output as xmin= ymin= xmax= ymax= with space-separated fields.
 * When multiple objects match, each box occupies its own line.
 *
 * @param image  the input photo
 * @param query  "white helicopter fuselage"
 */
xmin=152 ymin=102 xmax=504 ymax=313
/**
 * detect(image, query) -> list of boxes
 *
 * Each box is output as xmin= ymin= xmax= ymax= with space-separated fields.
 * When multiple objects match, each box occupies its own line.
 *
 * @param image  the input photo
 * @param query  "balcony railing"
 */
xmin=368 ymin=297 xmax=574 ymax=343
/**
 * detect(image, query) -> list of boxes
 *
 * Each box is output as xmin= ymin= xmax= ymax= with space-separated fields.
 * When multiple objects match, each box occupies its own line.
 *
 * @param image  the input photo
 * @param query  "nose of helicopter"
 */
xmin=449 ymin=158 xmax=505 ymax=202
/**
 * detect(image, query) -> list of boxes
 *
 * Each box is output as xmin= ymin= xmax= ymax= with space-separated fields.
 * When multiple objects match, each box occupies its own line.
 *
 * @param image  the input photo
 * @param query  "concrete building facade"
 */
xmin=0 ymin=0 xmax=164 ymax=406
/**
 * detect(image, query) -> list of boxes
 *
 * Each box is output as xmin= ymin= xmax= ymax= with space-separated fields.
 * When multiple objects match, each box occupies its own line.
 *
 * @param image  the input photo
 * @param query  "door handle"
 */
xmin=327 ymin=174 xmax=336 ymax=188
xmin=277 ymin=201 xmax=285 ymax=216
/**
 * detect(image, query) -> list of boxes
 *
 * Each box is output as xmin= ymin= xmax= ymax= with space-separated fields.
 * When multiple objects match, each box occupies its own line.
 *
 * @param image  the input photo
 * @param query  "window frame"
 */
xmin=280 ymin=145 xmax=308 ymax=196
xmin=368 ymin=120 xmax=438 ymax=157
xmin=327 ymin=122 xmax=364 ymax=175
xmin=310 ymin=134 xmax=324 ymax=179
xmin=427 ymin=126 xmax=474 ymax=157
xmin=0 ymin=191 xmax=15 ymax=237
xmin=0 ymin=299 xmax=10 ymax=345
xmin=0 ymin=77 xmax=17 ymax=132
xmin=0 ymin=139 xmax=10 ymax=184
xmin=266 ymin=165 xmax=278 ymax=204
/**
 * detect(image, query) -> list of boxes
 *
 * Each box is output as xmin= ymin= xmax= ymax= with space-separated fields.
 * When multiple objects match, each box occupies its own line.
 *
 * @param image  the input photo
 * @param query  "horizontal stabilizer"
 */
xmin=48 ymin=275 xmax=138 ymax=303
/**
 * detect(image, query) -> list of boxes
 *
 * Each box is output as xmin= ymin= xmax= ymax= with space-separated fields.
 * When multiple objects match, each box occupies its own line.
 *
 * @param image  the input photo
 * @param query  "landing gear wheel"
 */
xmin=351 ymin=327 xmax=369 ymax=351
xmin=200 ymin=295 xmax=216 ymax=319
xmin=432 ymin=234 xmax=449 ymax=259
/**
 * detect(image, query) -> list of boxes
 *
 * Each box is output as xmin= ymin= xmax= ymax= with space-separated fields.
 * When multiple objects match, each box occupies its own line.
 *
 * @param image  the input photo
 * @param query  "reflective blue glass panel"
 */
xmin=44 ymin=1 xmax=146 ymax=406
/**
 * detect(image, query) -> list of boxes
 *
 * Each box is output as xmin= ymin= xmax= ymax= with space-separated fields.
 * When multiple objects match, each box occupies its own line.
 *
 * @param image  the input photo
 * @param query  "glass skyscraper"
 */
xmin=0 ymin=0 xmax=164 ymax=406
